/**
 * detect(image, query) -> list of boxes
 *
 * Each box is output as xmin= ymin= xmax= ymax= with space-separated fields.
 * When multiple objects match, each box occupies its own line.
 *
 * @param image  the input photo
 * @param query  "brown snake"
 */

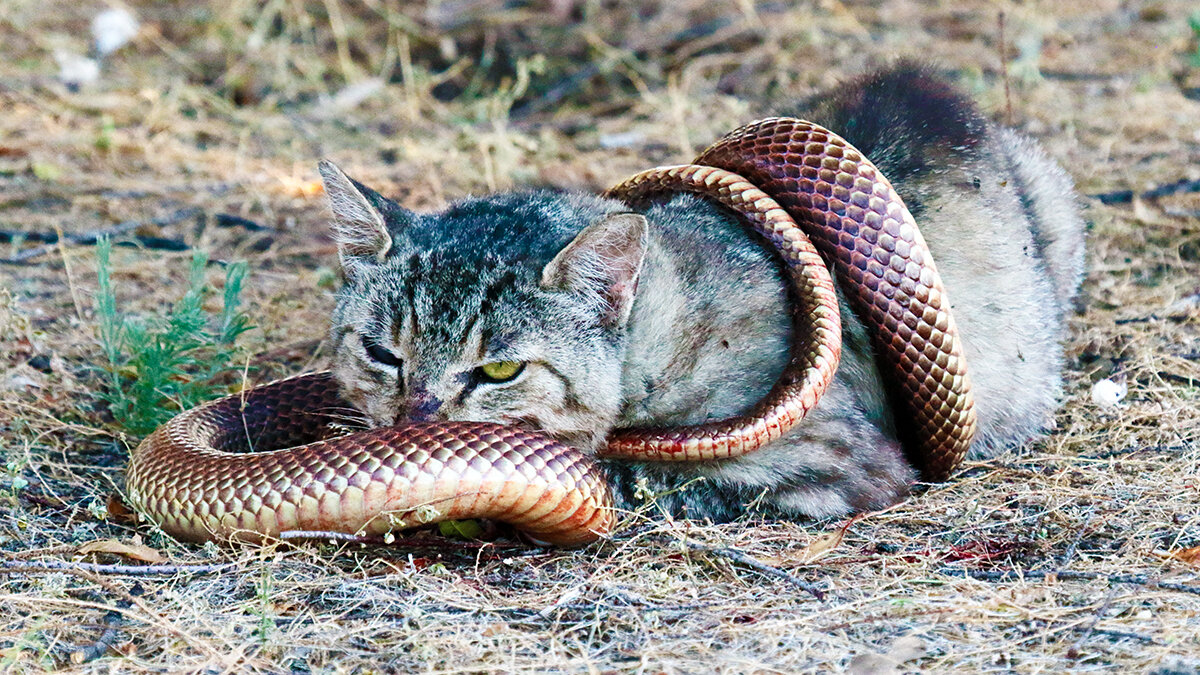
xmin=125 ymin=118 xmax=976 ymax=545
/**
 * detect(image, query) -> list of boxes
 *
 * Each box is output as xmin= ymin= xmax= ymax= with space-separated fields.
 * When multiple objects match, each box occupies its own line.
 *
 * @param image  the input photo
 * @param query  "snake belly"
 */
xmin=124 ymin=119 xmax=974 ymax=545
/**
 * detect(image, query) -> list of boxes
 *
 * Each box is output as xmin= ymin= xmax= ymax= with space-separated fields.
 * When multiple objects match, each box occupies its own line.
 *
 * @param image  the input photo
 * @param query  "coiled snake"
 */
xmin=125 ymin=118 xmax=976 ymax=546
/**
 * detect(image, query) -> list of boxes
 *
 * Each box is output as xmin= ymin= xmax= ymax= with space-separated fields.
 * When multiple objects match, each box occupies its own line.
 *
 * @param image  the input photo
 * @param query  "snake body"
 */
xmin=125 ymin=119 xmax=975 ymax=545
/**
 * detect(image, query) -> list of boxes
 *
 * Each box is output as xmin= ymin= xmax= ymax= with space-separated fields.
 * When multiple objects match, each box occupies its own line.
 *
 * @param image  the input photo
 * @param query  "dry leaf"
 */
xmin=79 ymin=539 xmax=166 ymax=564
xmin=847 ymin=653 xmax=899 ymax=675
xmin=1158 ymin=546 xmax=1200 ymax=566
xmin=798 ymin=528 xmax=846 ymax=563
xmin=847 ymin=635 xmax=927 ymax=675
xmin=106 ymin=493 xmax=136 ymax=524
xmin=273 ymin=175 xmax=325 ymax=198
xmin=886 ymin=635 xmax=927 ymax=663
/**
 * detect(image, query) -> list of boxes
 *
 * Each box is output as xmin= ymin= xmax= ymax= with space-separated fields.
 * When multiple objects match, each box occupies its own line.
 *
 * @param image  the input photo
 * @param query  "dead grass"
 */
xmin=2 ymin=0 xmax=1199 ymax=672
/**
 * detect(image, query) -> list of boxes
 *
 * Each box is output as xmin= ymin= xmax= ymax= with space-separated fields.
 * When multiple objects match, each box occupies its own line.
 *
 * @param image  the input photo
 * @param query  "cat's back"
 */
xmin=799 ymin=63 xmax=1086 ymax=454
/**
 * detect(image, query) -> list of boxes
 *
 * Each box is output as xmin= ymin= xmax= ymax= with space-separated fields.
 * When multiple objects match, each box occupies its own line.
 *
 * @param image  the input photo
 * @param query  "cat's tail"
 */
xmin=994 ymin=128 xmax=1087 ymax=310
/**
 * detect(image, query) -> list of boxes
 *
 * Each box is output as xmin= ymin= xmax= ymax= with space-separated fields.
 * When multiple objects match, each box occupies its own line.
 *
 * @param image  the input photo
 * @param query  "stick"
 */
xmin=1084 ymin=627 xmax=1162 ymax=644
xmin=1057 ymin=508 xmax=1095 ymax=570
xmin=1113 ymin=313 xmax=1192 ymax=325
xmin=1069 ymin=584 xmax=1120 ymax=656
xmin=0 ymin=559 xmax=236 ymax=576
xmin=939 ymin=567 xmax=1200 ymax=596
xmin=0 ymin=207 xmax=202 ymax=264
xmin=1091 ymin=178 xmax=1200 ymax=205
xmin=684 ymin=541 xmax=825 ymax=600
xmin=214 ymin=213 xmax=271 ymax=231
xmin=3 ymin=561 xmax=216 ymax=660
xmin=70 ymin=608 xmax=124 ymax=665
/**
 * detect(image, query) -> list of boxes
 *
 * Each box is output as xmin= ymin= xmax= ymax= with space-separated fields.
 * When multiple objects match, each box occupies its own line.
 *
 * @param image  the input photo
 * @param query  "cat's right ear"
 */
xmin=319 ymin=160 xmax=395 ymax=272
xmin=541 ymin=212 xmax=648 ymax=328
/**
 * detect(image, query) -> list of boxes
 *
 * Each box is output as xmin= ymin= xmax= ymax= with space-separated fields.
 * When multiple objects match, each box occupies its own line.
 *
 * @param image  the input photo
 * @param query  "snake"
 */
xmin=125 ymin=118 xmax=976 ymax=546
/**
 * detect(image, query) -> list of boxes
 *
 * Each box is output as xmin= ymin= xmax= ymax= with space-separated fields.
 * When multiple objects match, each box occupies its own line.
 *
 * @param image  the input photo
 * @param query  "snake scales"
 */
xmin=125 ymin=118 xmax=976 ymax=545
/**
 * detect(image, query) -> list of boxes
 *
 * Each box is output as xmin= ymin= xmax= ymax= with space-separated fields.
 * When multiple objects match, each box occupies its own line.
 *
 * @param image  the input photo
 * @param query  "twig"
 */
xmin=1159 ymin=372 xmax=1197 ymax=386
xmin=1069 ymin=583 xmax=1121 ymax=657
xmin=1058 ymin=508 xmax=1096 ymax=571
xmin=1038 ymin=69 xmax=1134 ymax=82
xmin=939 ymin=567 xmax=1200 ymax=596
xmin=279 ymin=530 xmax=382 ymax=544
xmin=56 ymin=224 xmax=85 ymax=322
xmin=0 ymin=207 xmax=202 ymax=264
xmin=1084 ymin=627 xmax=1162 ymax=645
xmin=70 ymin=607 xmax=124 ymax=665
xmin=1141 ymin=179 xmax=1200 ymax=200
xmin=1113 ymin=313 xmax=1192 ymax=325
xmin=684 ymin=541 xmax=825 ymax=600
xmin=0 ymin=559 xmax=236 ymax=576
xmin=1081 ymin=443 xmax=1192 ymax=460
xmin=1090 ymin=178 xmax=1200 ymax=205
xmin=125 ymin=235 xmax=190 ymax=251
xmin=0 ymin=229 xmax=60 ymax=243
xmin=3 ymin=544 xmax=80 ymax=560
xmin=1 ymin=182 xmax=234 ymax=205
xmin=214 ymin=213 xmax=271 ymax=231
xmin=4 ymin=562 xmax=217 ymax=659
xmin=821 ymin=607 xmax=957 ymax=632
xmin=42 ymin=567 xmax=138 ymax=665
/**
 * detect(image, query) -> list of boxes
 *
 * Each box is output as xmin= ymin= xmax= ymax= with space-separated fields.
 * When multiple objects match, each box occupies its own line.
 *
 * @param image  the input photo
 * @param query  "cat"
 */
xmin=319 ymin=63 xmax=1085 ymax=523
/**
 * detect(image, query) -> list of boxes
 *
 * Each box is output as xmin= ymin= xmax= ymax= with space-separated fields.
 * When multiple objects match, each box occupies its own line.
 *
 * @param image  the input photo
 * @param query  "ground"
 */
xmin=2 ymin=0 xmax=1200 ymax=672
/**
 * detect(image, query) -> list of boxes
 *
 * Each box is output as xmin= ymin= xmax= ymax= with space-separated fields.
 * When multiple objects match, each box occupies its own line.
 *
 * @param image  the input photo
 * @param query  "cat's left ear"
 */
xmin=319 ymin=160 xmax=396 ymax=269
xmin=541 ymin=212 xmax=648 ymax=328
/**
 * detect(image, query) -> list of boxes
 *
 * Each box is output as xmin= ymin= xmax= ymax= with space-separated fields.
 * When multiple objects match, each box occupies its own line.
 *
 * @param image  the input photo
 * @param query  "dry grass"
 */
xmin=2 ymin=0 xmax=1199 ymax=672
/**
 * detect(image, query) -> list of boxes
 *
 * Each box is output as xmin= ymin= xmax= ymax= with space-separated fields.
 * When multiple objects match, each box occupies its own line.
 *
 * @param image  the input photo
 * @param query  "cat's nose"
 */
xmin=407 ymin=398 xmax=443 ymax=422
xmin=403 ymin=385 xmax=444 ymax=422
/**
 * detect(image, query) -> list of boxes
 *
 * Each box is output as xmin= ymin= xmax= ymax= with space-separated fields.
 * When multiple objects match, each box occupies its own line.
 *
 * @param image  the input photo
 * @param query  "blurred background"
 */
xmin=2 ymin=2 xmax=1200 ymax=672
xmin=3 ymin=0 xmax=1197 ymax=378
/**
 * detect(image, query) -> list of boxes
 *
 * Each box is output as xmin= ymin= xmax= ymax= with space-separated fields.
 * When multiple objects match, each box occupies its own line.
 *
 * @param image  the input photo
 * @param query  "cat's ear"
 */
xmin=541 ymin=212 xmax=648 ymax=328
xmin=319 ymin=159 xmax=395 ymax=267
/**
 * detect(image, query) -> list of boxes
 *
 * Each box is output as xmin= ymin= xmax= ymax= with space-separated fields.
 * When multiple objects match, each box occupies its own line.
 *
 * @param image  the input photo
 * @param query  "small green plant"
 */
xmin=1190 ymin=12 xmax=1200 ymax=68
xmin=255 ymin=562 xmax=274 ymax=645
xmin=4 ymin=457 xmax=29 ymax=504
xmin=94 ymin=237 xmax=252 ymax=435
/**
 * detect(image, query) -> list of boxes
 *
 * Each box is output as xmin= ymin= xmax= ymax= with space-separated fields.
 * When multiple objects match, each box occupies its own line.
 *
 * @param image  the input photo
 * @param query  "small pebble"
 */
xmin=1091 ymin=378 xmax=1127 ymax=407
xmin=598 ymin=131 xmax=644 ymax=150
xmin=26 ymin=354 xmax=51 ymax=373
xmin=92 ymin=8 xmax=140 ymax=57
xmin=54 ymin=50 xmax=100 ymax=91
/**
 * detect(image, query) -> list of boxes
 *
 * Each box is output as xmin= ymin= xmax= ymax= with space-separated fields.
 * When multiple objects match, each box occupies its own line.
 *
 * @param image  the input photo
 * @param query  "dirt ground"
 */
xmin=2 ymin=0 xmax=1199 ymax=672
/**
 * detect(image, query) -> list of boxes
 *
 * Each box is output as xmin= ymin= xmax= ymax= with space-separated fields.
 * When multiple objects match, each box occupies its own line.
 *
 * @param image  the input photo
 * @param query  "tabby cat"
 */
xmin=320 ymin=64 xmax=1085 ymax=522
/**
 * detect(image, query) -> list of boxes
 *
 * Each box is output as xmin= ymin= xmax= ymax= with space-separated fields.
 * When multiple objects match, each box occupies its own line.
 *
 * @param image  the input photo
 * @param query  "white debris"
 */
xmin=315 ymin=78 xmax=385 ymax=116
xmin=54 ymin=50 xmax=100 ymax=90
xmin=1091 ymin=378 xmax=1127 ymax=407
xmin=1165 ymin=292 xmax=1200 ymax=316
xmin=5 ymin=367 xmax=42 ymax=391
xmin=92 ymin=7 xmax=140 ymax=57
xmin=598 ymin=131 xmax=644 ymax=150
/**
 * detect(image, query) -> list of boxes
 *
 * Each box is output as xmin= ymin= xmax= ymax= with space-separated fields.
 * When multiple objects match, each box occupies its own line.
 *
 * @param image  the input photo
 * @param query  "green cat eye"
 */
xmin=478 ymin=360 xmax=524 ymax=383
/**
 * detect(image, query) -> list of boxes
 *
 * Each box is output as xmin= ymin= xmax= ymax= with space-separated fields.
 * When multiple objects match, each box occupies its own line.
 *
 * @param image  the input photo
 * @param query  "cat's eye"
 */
xmin=477 ymin=360 xmax=524 ymax=383
xmin=361 ymin=335 xmax=402 ymax=368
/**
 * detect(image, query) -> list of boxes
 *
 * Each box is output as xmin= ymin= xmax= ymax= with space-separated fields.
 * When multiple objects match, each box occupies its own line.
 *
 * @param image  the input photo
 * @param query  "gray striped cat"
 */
xmin=321 ymin=64 xmax=1084 ymax=522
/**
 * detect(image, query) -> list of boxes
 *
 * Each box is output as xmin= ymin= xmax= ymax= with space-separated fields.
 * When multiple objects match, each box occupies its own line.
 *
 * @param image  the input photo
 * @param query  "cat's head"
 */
xmin=319 ymin=160 xmax=647 ymax=451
